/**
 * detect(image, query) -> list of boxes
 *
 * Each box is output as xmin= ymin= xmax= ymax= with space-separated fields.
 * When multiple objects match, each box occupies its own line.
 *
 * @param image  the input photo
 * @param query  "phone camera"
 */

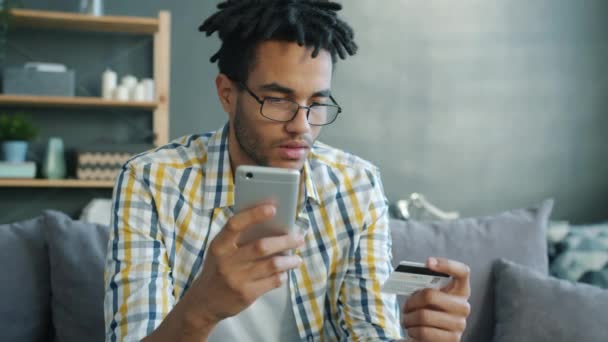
xmin=245 ymin=172 xmax=254 ymax=179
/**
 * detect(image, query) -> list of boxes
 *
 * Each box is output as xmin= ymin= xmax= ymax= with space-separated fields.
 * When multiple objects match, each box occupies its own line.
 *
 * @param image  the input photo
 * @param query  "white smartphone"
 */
xmin=234 ymin=165 xmax=300 ymax=246
xmin=381 ymin=261 xmax=452 ymax=296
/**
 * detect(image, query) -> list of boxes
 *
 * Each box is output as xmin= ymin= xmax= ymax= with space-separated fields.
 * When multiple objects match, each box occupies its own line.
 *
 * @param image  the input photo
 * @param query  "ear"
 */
xmin=216 ymin=74 xmax=237 ymax=115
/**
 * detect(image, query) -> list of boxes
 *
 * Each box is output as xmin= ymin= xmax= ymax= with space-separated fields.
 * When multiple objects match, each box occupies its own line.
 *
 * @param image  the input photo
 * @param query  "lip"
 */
xmin=279 ymin=142 xmax=310 ymax=149
xmin=277 ymin=144 xmax=309 ymax=160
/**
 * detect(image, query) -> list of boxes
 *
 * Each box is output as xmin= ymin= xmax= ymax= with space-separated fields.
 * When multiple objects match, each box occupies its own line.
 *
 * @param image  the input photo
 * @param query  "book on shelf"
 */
xmin=0 ymin=161 xmax=37 ymax=178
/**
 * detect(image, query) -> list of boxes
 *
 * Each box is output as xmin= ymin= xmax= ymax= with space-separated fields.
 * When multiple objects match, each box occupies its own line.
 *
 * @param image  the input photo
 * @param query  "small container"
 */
xmin=43 ymin=137 xmax=66 ymax=180
xmin=132 ymin=83 xmax=146 ymax=101
xmin=101 ymin=68 xmax=117 ymax=99
xmin=141 ymin=79 xmax=156 ymax=101
xmin=79 ymin=0 xmax=104 ymax=16
xmin=121 ymin=75 xmax=138 ymax=89
xmin=113 ymin=85 xmax=129 ymax=101
xmin=1 ymin=141 xmax=28 ymax=163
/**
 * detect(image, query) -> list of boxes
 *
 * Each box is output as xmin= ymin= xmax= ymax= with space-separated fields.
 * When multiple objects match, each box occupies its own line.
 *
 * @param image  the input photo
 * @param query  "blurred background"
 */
xmin=0 ymin=0 xmax=607 ymax=224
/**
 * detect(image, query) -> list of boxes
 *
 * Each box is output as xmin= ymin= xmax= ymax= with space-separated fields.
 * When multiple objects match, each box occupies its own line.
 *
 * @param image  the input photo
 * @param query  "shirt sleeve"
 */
xmin=338 ymin=168 xmax=404 ymax=341
xmin=104 ymin=163 xmax=175 ymax=341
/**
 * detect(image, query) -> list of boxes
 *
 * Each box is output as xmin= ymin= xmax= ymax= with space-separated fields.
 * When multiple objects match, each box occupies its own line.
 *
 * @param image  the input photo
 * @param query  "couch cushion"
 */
xmin=44 ymin=210 xmax=109 ymax=342
xmin=493 ymin=258 xmax=608 ymax=342
xmin=0 ymin=216 xmax=51 ymax=342
xmin=389 ymin=199 xmax=553 ymax=342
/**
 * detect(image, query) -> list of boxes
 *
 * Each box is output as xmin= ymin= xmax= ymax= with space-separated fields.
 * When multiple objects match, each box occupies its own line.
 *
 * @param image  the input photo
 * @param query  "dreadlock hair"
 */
xmin=199 ymin=0 xmax=358 ymax=85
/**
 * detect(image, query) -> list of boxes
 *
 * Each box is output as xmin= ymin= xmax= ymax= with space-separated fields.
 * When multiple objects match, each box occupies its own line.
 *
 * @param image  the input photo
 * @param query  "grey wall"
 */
xmin=331 ymin=1 xmax=608 ymax=223
xmin=1 ymin=0 xmax=607 ymax=223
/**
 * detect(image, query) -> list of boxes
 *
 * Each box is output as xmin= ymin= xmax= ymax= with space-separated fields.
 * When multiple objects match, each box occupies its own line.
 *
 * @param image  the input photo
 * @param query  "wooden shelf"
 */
xmin=11 ymin=8 xmax=159 ymax=34
xmin=0 ymin=179 xmax=114 ymax=188
xmin=0 ymin=94 xmax=158 ymax=110
xmin=6 ymin=9 xmax=171 ymax=146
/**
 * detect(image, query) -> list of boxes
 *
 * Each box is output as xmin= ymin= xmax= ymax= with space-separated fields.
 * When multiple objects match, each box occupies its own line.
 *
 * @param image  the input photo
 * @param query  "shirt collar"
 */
xmin=301 ymin=157 xmax=320 ymax=206
xmin=202 ymin=122 xmax=321 ymax=210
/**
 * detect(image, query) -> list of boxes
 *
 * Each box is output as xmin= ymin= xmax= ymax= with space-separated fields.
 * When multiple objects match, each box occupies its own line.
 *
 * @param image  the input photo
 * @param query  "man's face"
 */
xmin=227 ymin=40 xmax=333 ymax=170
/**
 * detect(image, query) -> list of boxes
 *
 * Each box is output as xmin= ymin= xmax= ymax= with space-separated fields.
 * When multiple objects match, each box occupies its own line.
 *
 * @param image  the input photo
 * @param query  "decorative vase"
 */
xmin=79 ymin=0 xmax=103 ymax=16
xmin=1 ymin=140 xmax=28 ymax=162
xmin=42 ymin=137 xmax=67 ymax=179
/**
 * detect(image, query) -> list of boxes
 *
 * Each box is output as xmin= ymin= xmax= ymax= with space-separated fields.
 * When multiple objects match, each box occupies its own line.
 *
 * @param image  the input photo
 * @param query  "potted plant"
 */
xmin=0 ymin=113 xmax=38 ymax=162
xmin=0 ymin=0 xmax=23 ymax=65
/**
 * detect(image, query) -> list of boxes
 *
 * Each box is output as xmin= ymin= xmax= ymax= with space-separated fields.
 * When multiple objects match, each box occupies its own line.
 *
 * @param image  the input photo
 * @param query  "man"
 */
xmin=104 ymin=1 xmax=471 ymax=341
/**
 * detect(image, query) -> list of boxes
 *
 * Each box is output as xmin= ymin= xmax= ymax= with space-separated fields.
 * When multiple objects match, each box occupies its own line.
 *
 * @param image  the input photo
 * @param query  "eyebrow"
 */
xmin=257 ymin=82 xmax=332 ymax=98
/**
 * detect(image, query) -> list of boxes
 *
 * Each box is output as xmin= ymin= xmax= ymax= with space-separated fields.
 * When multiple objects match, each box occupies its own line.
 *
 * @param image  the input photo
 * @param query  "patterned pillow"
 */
xmin=547 ymin=220 xmax=608 ymax=288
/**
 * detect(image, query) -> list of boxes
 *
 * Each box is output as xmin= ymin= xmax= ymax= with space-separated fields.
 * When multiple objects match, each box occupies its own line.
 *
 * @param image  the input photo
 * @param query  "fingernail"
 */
xmin=280 ymin=272 xmax=288 ymax=282
xmin=265 ymin=205 xmax=276 ymax=216
xmin=428 ymin=257 xmax=438 ymax=267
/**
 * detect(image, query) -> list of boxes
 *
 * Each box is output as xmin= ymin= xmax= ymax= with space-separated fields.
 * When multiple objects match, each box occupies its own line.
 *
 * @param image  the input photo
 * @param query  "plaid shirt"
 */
xmin=104 ymin=123 xmax=402 ymax=341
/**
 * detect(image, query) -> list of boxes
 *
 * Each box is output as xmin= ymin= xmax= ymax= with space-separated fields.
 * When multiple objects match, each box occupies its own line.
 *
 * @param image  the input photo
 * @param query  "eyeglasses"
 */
xmin=239 ymin=82 xmax=342 ymax=126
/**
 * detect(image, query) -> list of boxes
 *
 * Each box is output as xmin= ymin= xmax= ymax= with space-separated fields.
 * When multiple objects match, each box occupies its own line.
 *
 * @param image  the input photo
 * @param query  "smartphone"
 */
xmin=381 ymin=261 xmax=452 ymax=296
xmin=234 ymin=165 xmax=300 ymax=246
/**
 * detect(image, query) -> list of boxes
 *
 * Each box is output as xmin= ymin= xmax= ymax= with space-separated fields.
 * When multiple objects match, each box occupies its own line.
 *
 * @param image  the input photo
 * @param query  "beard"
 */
xmin=234 ymin=98 xmax=271 ymax=166
xmin=233 ymin=97 xmax=317 ymax=169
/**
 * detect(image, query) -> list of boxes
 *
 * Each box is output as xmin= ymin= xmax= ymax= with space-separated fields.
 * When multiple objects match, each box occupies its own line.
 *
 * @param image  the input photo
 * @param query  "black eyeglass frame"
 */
xmin=238 ymin=82 xmax=342 ymax=126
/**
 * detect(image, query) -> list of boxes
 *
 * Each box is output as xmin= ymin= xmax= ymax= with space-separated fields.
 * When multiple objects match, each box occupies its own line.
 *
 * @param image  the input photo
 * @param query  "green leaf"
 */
xmin=0 ymin=113 xmax=39 ymax=141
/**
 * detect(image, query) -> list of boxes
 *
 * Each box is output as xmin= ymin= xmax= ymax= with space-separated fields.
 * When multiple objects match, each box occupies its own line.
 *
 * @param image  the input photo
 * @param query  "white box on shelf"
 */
xmin=0 ymin=162 xmax=37 ymax=178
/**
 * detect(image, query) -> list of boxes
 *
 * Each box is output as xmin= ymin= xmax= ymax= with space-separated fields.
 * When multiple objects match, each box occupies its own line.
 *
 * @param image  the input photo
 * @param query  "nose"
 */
xmin=285 ymin=105 xmax=311 ymax=135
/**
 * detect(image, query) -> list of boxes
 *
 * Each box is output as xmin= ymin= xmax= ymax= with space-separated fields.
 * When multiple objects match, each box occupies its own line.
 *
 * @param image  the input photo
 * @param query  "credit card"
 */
xmin=381 ymin=261 xmax=452 ymax=296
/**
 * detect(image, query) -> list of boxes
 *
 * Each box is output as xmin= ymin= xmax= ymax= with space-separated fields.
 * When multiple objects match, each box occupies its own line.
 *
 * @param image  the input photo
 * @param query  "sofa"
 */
xmin=1 ymin=199 xmax=607 ymax=342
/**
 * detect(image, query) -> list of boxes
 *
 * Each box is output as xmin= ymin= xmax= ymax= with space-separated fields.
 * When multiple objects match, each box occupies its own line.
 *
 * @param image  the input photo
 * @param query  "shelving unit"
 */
xmin=0 ymin=179 xmax=114 ymax=188
xmin=0 ymin=8 xmax=171 ymax=189
xmin=11 ymin=9 xmax=160 ymax=34
xmin=0 ymin=94 xmax=158 ymax=110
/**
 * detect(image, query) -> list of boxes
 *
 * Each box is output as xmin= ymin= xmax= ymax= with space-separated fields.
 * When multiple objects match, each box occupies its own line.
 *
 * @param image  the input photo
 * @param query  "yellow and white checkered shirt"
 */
xmin=104 ymin=123 xmax=402 ymax=341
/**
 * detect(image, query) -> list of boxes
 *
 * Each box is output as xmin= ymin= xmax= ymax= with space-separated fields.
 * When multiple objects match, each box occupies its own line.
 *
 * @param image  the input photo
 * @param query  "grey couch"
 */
xmin=2 ymin=199 xmax=607 ymax=342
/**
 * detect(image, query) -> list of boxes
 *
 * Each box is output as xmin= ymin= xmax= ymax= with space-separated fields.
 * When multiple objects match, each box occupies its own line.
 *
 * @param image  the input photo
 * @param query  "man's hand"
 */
xmin=182 ymin=204 xmax=305 ymax=334
xmin=401 ymin=257 xmax=471 ymax=342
